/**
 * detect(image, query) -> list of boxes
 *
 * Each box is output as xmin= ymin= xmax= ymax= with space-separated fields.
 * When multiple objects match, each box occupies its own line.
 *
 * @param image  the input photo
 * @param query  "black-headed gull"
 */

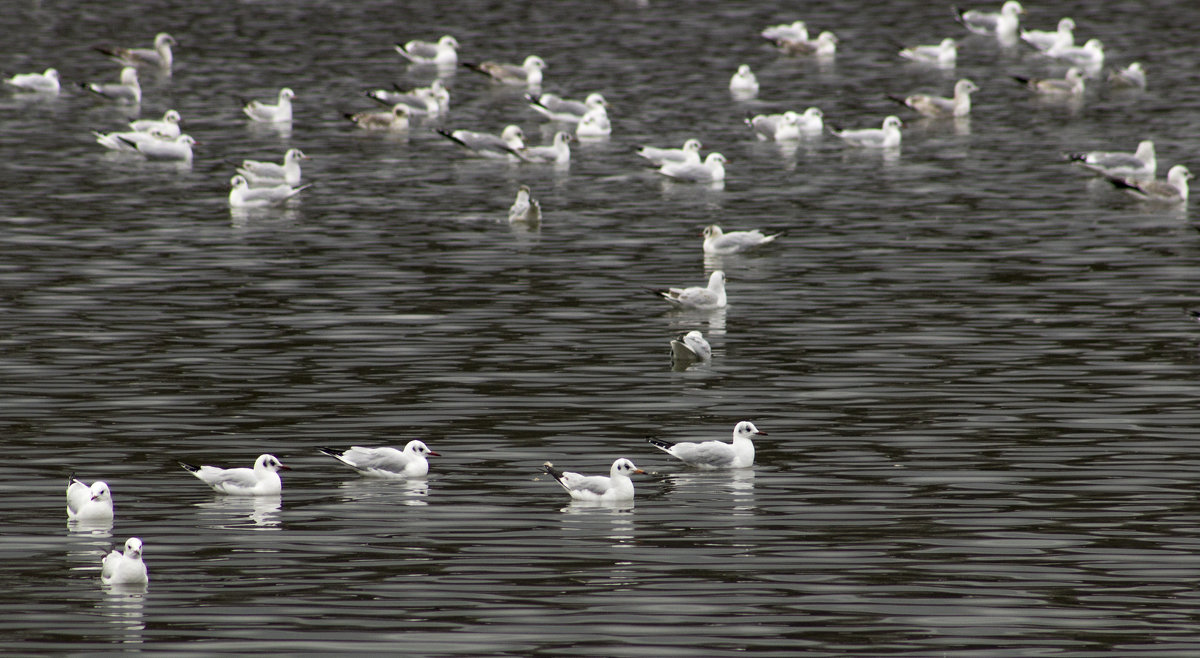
xmin=670 ymin=330 xmax=712 ymax=363
xmin=345 ymin=103 xmax=410 ymax=131
xmin=436 ymin=124 xmax=525 ymax=159
xmin=1021 ymin=17 xmax=1074 ymax=52
xmin=228 ymin=175 xmax=311 ymax=208
xmin=543 ymin=458 xmax=644 ymax=502
xmin=830 ymin=116 xmax=903 ymax=148
xmin=366 ymin=86 xmax=439 ymax=116
xmin=747 ymin=111 xmax=803 ymax=141
xmin=703 ymin=225 xmax=780 ymax=255
xmin=508 ymin=185 xmax=541 ymax=224
xmin=888 ymin=79 xmax=977 ymax=118
xmin=653 ymin=270 xmax=727 ymax=310
xmin=761 ymin=20 xmax=808 ymax=42
xmin=129 ymin=109 xmax=182 ymax=137
xmin=463 ymin=55 xmax=545 ymax=87
xmin=517 ymin=131 xmax=572 ymax=164
xmin=80 ymin=66 xmax=140 ymax=104
xmin=659 ymin=152 xmax=727 ymax=183
xmin=237 ymin=148 xmax=309 ymax=187
xmin=119 ymin=133 xmax=195 ymax=162
xmin=95 ymin=32 xmax=175 ymax=71
xmin=729 ymin=64 xmax=759 ymax=98
xmin=180 ymin=453 xmax=290 ymax=495
xmin=4 ymin=68 xmax=60 ymax=94
xmin=1048 ymin=38 xmax=1104 ymax=71
xmin=94 ymin=130 xmax=165 ymax=152
xmin=242 ymin=88 xmax=294 ymax=123
xmin=101 ymin=537 xmax=148 ymax=586
xmin=1107 ymin=62 xmax=1146 ymax=90
xmin=899 ymin=38 xmax=958 ymax=67
xmin=67 ymin=477 xmax=114 ymax=522
xmin=775 ymin=31 xmax=837 ymax=57
xmin=319 ymin=441 xmax=439 ymax=478
xmin=1108 ymin=165 xmax=1193 ymax=204
xmin=527 ymin=92 xmax=607 ymax=123
xmin=575 ymin=107 xmax=611 ymax=139
xmin=1013 ymin=67 xmax=1085 ymax=96
xmin=1066 ymin=140 xmax=1155 ymax=181
xmin=647 ymin=421 xmax=766 ymax=469
xmin=954 ymin=1 xmax=1024 ymax=38
xmin=394 ymin=35 xmax=460 ymax=66
xmin=637 ymin=138 xmax=702 ymax=166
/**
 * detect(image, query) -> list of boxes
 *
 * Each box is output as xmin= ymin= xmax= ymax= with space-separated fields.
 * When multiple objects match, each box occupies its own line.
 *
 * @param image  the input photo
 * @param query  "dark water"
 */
xmin=5 ymin=0 xmax=1200 ymax=654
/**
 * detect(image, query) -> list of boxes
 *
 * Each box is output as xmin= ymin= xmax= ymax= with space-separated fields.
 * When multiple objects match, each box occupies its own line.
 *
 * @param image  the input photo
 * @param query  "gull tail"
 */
xmin=178 ymin=461 xmax=200 ymax=474
xmin=647 ymin=437 xmax=676 ymax=452
xmin=1011 ymin=75 xmax=1033 ymax=86
xmin=435 ymin=128 xmax=469 ymax=149
xmin=886 ymin=94 xmax=910 ymax=108
xmin=542 ymin=461 xmax=566 ymax=481
xmin=460 ymin=62 xmax=489 ymax=77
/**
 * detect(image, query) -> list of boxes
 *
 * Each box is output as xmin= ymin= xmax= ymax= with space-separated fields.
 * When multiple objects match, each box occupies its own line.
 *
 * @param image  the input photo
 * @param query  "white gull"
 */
xmin=180 ymin=453 xmax=290 ymax=495
xmin=101 ymin=538 xmax=148 ymax=586
xmin=543 ymin=458 xmax=644 ymax=502
xmin=653 ymin=270 xmax=727 ymax=310
xmin=647 ymin=421 xmax=766 ymax=469
xmin=319 ymin=441 xmax=439 ymax=478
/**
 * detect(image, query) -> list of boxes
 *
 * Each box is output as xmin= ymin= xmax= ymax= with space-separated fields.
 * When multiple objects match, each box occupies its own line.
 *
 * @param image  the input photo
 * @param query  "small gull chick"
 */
xmin=637 ymin=138 xmax=702 ymax=166
xmin=101 ymin=538 xmax=147 ymax=586
xmin=179 ymin=453 xmax=290 ymax=495
xmin=228 ymin=175 xmax=311 ymax=208
xmin=652 ymin=270 xmax=727 ymax=310
xmin=95 ymin=32 xmax=175 ymax=71
xmin=647 ymin=421 xmax=766 ymax=469
xmin=542 ymin=458 xmax=644 ymax=502
xmin=1066 ymin=140 xmax=1155 ymax=181
xmin=1108 ymin=165 xmax=1193 ymax=204
xmin=237 ymin=148 xmax=309 ymax=187
xmin=888 ymin=79 xmax=978 ymax=118
xmin=670 ymin=330 xmax=712 ymax=363
xmin=659 ymin=152 xmax=727 ymax=183
xmin=830 ymin=115 xmax=903 ymax=148
xmin=437 ymin=124 xmax=525 ymax=159
xmin=703 ymin=224 xmax=780 ymax=255
xmin=508 ymin=185 xmax=541 ymax=224
xmin=729 ymin=64 xmax=759 ymax=98
xmin=954 ymin=1 xmax=1024 ymax=38
xmin=67 ymin=477 xmax=113 ymax=522
xmin=1020 ymin=17 xmax=1075 ymax=52
xmin=463 ymin=55 xmax=546 ymax=87
xmin=319 ymin=441 xmax=439 ymax=478
xmin=242 ymin=88 xmax=294 ymax=123
xmin=5 ymin=68 xmax=60 ymax=94
xmin=527 ymin=92 xmax=606 ymax=123
xmin=80 ymin=66 xmax=140 ymax=104
xmin=899 ymin=37 xmax=958 ymax=67
xmin=394 ymin=35 xmax=460 ymax=66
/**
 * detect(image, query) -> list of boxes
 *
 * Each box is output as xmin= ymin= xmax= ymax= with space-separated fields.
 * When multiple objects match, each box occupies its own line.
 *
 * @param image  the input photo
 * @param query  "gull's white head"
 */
xmin=733 ymin=421 xmax=767 ymax=440
xmin=705 ymin=153 xmax=727 ymax=166
xmin=90 ymin=481 xmax=112 ymax=503
xmin=279 ymin=88 xmax=295 ymax=101
xmin=45 ymin=68 xmax=60 ymax=80
xmin=523 ymin=55 xmax=546 ymax=71
xmin=703 ymin=225 xmax=723 ymax=239
xmin=1002 ymin=1 xmax=1025 ymax=15
xmin=956 ymin=79 xmax=979 ymax=95
xmin=285 ymin=148 xmax=309 ymax=162
xmin=404 ymin=440 xmax=440 ymax=457
xmin=254 ymin=454 xmax=289 ymax=472
xmin=1058 ymin=17 xmax=1076 ymax=32
xmin=230 ymin=174 xmax=249 ymax=190
xmin=584 ymin=93 xmax=608 ymax=109
xmin=803 ymin=107 xmax=824 ymax=119
xmin=883 ymin=115 xmax=903 ymax=131
xmin=155 ymin=33 xmax=176 ymax=48
xmin=501 ymin=125 xmax=525 ymax=144
xmin=939 ymin=38 xmax=957 ymax=50
xmin=610 ymin=458 xmax=644 ymax=477
xmin=124 ymin=537 xmax=143 ymax=559
xmin=119 ymin=67 xmax=139 ymax=85
xmin=683 ymin=138 xmax=703 ymax=152
xmin=708 ymin=269 xmax=726 ymax=290
xmin=438 ymin=35 xmax=460 ymax=49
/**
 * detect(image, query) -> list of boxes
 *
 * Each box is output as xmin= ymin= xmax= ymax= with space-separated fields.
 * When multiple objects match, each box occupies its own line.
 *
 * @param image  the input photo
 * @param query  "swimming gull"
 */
xmin=1066 ymin=140 xmax=1155 ymax=181
xmin=761 ymin=20 xmax=808 ymax=42
xmin=462 ymin=55 xmax=545 ymax=87
xmin=659 ymin=152 xmax=726 ymax=182
xmin=670 ymin=330 xmax=712 ymax=363
xmin=237 ymin=148 xmax=309 ymax=187
xmin=394 ymin=35 xmax=460 ymax=66
xmin=242 ymin=88 xmax=294 ymax=123
xmin=888 ymin=79 xmax=977 ymax=118
xmin=1013 ymin=67 xmax=1085 ymax=96
xmin=517 ymin=131 xmax=572 ymax=164
xmin=729 ymin=64 xmax=759 ymax=98
xmin=508 ymin=185 xmax=541 ymax=223
xmin=746 ymin=111 xmax=803 ymax=141
xmin=829 ymin=115 xmax=903 ymax=148
xmin=118 ymin=133 xmax=195 ymax=162
xmin=652 ymin=270 xmax=727 ymax=310
xmin=95 ymin=32 xmax=175 ymax=71
xmin=637 ymin=138 xmax=702 ymax=166
xmin=1020 ymin=17 xmax=1074 ymax=52
xmin=80 ymin=66 xmax=140 ymax=104
xmin=1108 ymin=165 xmax=1193 ymax=204
xmin=1048 ymin=38 xmax=1104 ymax=71
xmin=647 ymin=421 xmax=766 ymax=469
xmin=899 ymin=37 xmax=958 ymax=67
xmin=527 ymin=91 xmax=606 ymax=123
xmin=1107 ymin=62 xmax=1146 ymax=89
xmin=575 ymin=107 xmax=612 ymax=138
xmin=101 ymin=538 xmax=148 ymax=586
xmin=228 ymin=175 xmax=311 ymax=208
xmin=436 ymin=124 xmax=526 ymax=159
xmin=703 ymin=224 xmax=780 ymax=255
xmin=319 ymin=441 xmax=439 ymax=478
xmin=345 ymin=103 xmax=410 ymax=131
xmin=4 ymin=68 xmax=60 ymax=94
xmin=67 ymin=477 xmax=114 ymax=522
xmin=129 ymin=109 xmax=182 ymax=137
xmin=543 ymin=458 xmax=644 ymax=502
xmin=180 ymin=453 xmax=290 ymax=495
xmin=954 ymin=1 xmax=1024 ymax=37
xmin=774 ymin=31 xmax=838 ymax=57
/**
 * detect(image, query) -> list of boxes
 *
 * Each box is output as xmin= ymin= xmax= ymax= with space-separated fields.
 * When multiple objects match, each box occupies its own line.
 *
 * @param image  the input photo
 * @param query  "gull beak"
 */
xmin=755 ymin=430 xmax=768 ymax=436
xmin=633 ymin=468 xmax=645 ymax=474
xmin=278 ymin=464 xmax=293 ymax=471
xmin=428 ymin=451 xmax=441 ymax=457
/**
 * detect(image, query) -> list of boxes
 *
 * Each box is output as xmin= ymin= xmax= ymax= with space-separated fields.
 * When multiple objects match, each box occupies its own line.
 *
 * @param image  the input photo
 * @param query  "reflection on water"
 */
xmin=195 ymin=496 xmax=282 ymax=529
xmin=98 ymin=585 xmax=146 ymax=645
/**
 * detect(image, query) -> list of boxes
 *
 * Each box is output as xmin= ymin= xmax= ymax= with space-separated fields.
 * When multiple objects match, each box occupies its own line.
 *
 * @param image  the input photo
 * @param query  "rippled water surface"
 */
xmin=5 ymin=0 xmax=1200 ymax=655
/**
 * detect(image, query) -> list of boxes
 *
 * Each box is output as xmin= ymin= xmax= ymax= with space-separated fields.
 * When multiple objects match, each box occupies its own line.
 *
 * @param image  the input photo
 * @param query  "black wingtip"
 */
xmin=179 ymin=461 xmax=200 ymax=473
xmin=886 ymin=94 xmax=910 ymax=107
xmin=318 ymin=447 xmax=343 ymax=458
xmin=1106 ymin=176 xmax=1137 ymax=191
xmin=542 ymin=461 xmax=565 ymax=480
xmin=1064 ymin=152 xmax=1085 ymax=163
xmin=1011 ymin=75 xmax=1032 ymax=86
xmin=647 ymin=437 xmax=675 ymax=450
xmin=644 ymin=287 xmax=668 ymax=299
xmin=1189 ymin=309 xmax=1200 ymax=320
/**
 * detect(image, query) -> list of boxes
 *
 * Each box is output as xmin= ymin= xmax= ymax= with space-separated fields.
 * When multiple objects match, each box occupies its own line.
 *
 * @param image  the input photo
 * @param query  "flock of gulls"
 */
xmin=7 ymin=2 xmax=1184 ymax=587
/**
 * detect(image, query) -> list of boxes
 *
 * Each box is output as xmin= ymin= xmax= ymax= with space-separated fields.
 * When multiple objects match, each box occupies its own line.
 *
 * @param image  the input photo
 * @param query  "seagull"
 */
xmin=345 ymin=103 xmax=410 ymax=131
xmin=508 ymin=185 xmax=541 ymax=223
xmin=636 ymin=138 xmax=702 ymax=166
xmin=67 ymin=477 xmax=114 ymax=522
xmin=792 ymin=107 xmax=825 ymax=132
xmin=542 ymin=458 xmax=644 ymax=502
xmin=575 ymin=107 xmax=611 ymax=138
xmin=899 ymin=38 xmax=958 ymax=67
xmin=95 ymin=32 xmax=175 ymax=71
xmin=954 ymin=1 xmax=1024 ymax=38
xmin=1021 ymin=17 xmax=1075 ymax=52
xmin=652 ymin=270 xmax=727 ymax=310
xmin=79 ymin=66 xmax=140 ymax=104
xmin=1107 ymin=62 xmax=1146 ymax=89
xmin=829 ymin=115 xmax=903 ymax=148
xmin=670 ymin=330 xmax=712 ymax=363
xmin=888 ymin=79 xmax=978 ymax=118
xmin=4 ymin=68 xmax=60 ymax=94
xmin=179 ymin=453 xmax=290 ymax=495
xmin=1048 ymin=38 xmax=1104 ymax=71
xmin=1013 ymin=67 xmax=1085 ymax=96
xmin=729 ymin=64 xmax=759 ymax=97
xmin=394 ymin=35 xmax=460 ymax=66
xmin=1108 ymin=165 xmax=1193 ymax=204
xmin=237 ymin=148 xmax=309 ymax=187
xmin=129 ymin=109 xmax=182 ymax=137
xmin=746 ymin=111 xmax=803 ymax=141
xmin=228 ymin=175 xmax=311 ymax=208
xmin=242 ymin=88 xmax=294 ymax=123
xmin=1066 ymin=140 xmax=1155 ymax=181
xmin=659 ymin=152 xmax=727 ymax=182
xmin=527 ymin=91 xmax=607 ymax=123
xmin=517 ymin=131 xmax=572 ymax=164
xmin=118 ymin=133 xmax=195 ymax=162
xmin=94 ymin=129 xmax=167 ymax=152
xmin=366 ymin=86 xmax=440 ymax=117
xmin=319 ymin=441 xmax=439 ymax=478
xmin=436 ymin=124 xmax=525 ymax=159
xmin=761 ymin=20 xmax=808 ymax=42
xmin=462 ymin=55 xmax=545 ymax=87
xmin=101 ymin=538 xmax=148 ymax=586
xmin=775 ymin=31 xmax=838 ymax=57
xmin=703 ymin=224 xmax=780 ymax=255
xmin=647 ymin=421 xmax=766 ymax=469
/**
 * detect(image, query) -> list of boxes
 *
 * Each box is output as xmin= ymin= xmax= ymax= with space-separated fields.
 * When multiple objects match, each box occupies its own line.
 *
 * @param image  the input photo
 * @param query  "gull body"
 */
xmin=319 ymin=441 xmax=439 ymax=478
xmin=647 ymin=421 xmax=766 ymax=469
xmin=5 ymin=68 xmax=60 ymax=94
xmin=129 ymin=109 xmax=182 ymax=137
xmin=543 ymin=459 xmax=643 ymax=502
xmin=366 ymin=86 xmax=440 ymax=116
xmin=1021 ymin=17 xmax=1075 ymax=52
xmin=637 ymin=138 xmax=702 ymax=166
xmin=95 ymin=32 xmax=175 ymax=70
xmin=659 ymin=152 xmax=726 ymax=182
xmin=237 ymin=148 xmax=309 ymax=187
xmin=1048 ymin=38 xmax=1104 ymax=70
xmin=81 ymin=66 xmax=140 ymax=104
xmin=729 ymin=64 xmax=759 ymax=97
xmin=575 ymin=107 xmax=611 ymax=138
xmin=527 ymin=92 xmax=606 ymax=123
xmin=180 ymin=453 xmax=290 ymax=495
xmin=747 ymin=111 xmax=803 ymax=141
xmin=101 ymin=538 xmax=147 ymax=586
xmin=67 ymin=478 xmax=113 ymax=522
xmin=346 ymin=103 xmax=410 ymax=131
xmin=889 ymin=79 xmax=977 ymax=118
xmin=394 ymin=35 xmax=459 ymax=66
xmin=670 ymin=330 xmax=712 ymax=363
xmin=463 ymin=55 xmax=545 ymax=87
xmin=243 ymin=88 xmax=294 ymax=123
xmin=94 ymin=129 xmax=165 ymax=152
xmin=654 ymin=270 xmax=727 ymax=310
xmin=518 ymin=131 xmax=572 ymax=164
xmin=955 ymin=1 xmax=1024 ymax=37
xmin=1107 ymin=62 xmax=1146 ymax=89
xmin=1109 ymin=165 xmax=1193 ymax=204
xmin=1067 ymin=140 xmax=1155 ymax=181
xmin=228 ymin=175 xmax=310 ymax=208
xmin=775 ymin=31 xmax=838 ymax=57
xmin=761 ymin=20 xmax=808 ymax=43
xmin=830 ymin=115 xmax=903 ymax=148
xmin=1013 ymin=67 xmax=1085 ymax=96
xmin=119 ymin=133 xmax=195 ymax=162
xmin=703 ymin=224 xmax=780 ymax=255
xmin=508 ymin=185 xmax=541 ymax=223
xmin=899 ymin=38 xmax=957 ymax=67
xmin=437 ymin=124 xmax=525 ymax=159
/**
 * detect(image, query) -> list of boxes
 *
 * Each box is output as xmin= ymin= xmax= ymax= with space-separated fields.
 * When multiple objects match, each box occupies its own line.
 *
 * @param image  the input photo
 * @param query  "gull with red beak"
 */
xmin=180 ymin=454 xmax=290 ymax=495
xmin=319 ymin=441 xmax=440 ymax=478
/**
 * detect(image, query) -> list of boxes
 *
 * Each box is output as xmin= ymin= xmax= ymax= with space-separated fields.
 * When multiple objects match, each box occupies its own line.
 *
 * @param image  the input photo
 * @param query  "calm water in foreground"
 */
xmin=4 ymin=0 xmax=1200 ymax=655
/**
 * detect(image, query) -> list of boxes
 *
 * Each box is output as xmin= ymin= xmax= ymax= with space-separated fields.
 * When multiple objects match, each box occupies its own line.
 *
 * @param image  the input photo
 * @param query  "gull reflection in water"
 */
xmin=99 ymin=582 xmax=146 ymax=644
xmin=560 ymin=500 xmax=636 ymax=542
xmin=195 ymin=495 xmax=282 ymax=529
xmin=664 ymin=468 xmax=757 ymax=514
xmin=336 ymin=477 xmax=429 ymax=506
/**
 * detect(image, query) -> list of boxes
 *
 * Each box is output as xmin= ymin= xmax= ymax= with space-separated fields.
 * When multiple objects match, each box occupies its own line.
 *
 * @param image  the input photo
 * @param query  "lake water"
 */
xmin=4 ymin=0 xmax=1200 ymax=655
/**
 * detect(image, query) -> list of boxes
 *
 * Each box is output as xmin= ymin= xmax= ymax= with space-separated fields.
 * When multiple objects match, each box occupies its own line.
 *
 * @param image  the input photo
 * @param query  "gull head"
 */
xmin=91 ymin=481 xmax=112 ymax=503
xmin=703 ymin=225 xmax=723 ymax=239
xmin=610 ymin=458 xmax=644 ymax=477
xmin=405 ymin=439 xmax=440 ymax=457
xmin=255 ymin=453 xmax=290 ymax=472
xmin=438 ymin=35 xmax=460 ymax=49
xmin=523 ymin=55 xmax=546 ymax=71
xmin=734 ymin=421 xmax=767 ymax=440
xmin=124 ymin=537 xmax=143 ymax=559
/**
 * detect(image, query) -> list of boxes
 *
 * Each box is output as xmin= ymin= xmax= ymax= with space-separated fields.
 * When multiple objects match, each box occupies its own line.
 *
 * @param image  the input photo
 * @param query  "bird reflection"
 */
xmin=98 ymin=584 xmax=146 ymax=643
xmin=195 ymin=495 xmax=282 ymax=529
xmin=559 ymin=500 xmax=636 ymax=542
xmin=336 ymin=477 xmax=429 ymax=506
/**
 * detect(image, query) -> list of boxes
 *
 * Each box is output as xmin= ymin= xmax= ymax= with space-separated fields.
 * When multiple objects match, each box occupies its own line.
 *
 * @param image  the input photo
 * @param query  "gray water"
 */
xmin=5 ymin=0 xmax=1200 ymax=655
